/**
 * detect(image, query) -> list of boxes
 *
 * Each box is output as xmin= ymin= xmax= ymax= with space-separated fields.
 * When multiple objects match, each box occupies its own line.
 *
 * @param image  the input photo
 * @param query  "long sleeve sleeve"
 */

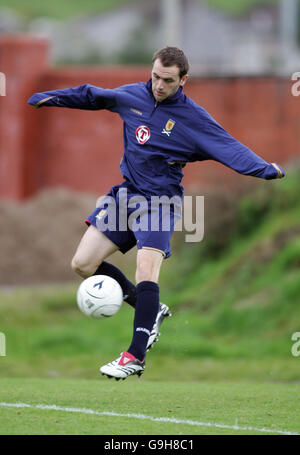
xmin=27 ymin=84 xmax=118 ymax=112
xmin=193 ymin=106 xmax=285 ymax=180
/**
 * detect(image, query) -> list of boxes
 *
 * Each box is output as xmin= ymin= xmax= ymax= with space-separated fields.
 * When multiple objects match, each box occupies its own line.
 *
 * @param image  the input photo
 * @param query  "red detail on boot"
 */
xmin=119 ymin=352 xmax=137 ymax=366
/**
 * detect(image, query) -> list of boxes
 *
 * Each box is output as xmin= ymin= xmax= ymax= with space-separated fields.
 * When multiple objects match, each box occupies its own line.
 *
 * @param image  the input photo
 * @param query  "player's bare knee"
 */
xmin=71 ymin=256 xmax=97 ymax=278
xmin=70 ymin=256 xmax=84 ymax=277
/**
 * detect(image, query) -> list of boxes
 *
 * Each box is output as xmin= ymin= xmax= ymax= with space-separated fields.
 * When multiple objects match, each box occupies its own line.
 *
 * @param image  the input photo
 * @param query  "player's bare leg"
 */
xmin=71 ymin=225 xmax=118 ymax=278
xmin=135 ymin=247 xmax=163 ymax=283
xmin=100 ymin=248 xmax=171 ymax=380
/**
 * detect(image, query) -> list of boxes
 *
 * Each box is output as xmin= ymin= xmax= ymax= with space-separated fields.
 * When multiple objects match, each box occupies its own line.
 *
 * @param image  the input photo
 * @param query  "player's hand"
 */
xmin=271 ymin=163 xmax=285 ymax=179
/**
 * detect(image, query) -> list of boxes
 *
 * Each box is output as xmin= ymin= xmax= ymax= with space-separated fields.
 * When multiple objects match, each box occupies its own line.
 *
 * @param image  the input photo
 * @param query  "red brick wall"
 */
xmin=0 ymin=36 xmax=298 ymax=200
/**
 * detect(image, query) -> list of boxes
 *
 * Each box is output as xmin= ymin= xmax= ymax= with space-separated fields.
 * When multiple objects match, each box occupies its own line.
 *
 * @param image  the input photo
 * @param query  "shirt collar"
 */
xmin=146 ymin=79 xmax=183 ymax=104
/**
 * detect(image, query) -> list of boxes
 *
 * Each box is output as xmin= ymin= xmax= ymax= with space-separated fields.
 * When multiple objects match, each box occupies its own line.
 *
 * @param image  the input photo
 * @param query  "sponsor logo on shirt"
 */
xmin=162 ymin=119 xmax=176 ymax=137
xmin=136 ymin=125 xmax=151 ymax=144
xmin=130 ymin=107 xmax=143 ymax=116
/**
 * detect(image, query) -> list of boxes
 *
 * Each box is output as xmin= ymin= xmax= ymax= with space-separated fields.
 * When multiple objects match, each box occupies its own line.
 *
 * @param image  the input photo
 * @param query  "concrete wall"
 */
xmin=0 ymin=36 xmax=298 ymax=200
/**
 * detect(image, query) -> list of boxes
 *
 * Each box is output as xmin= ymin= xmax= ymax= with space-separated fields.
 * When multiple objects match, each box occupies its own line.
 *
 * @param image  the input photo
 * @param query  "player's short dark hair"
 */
xmin=152 ymin=46 xmax=189 ymax=79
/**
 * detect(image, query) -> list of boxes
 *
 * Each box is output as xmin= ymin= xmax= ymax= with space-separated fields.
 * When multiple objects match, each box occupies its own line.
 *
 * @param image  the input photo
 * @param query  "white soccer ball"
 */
xmin=77 ymin=275 xmax=123 ymax=319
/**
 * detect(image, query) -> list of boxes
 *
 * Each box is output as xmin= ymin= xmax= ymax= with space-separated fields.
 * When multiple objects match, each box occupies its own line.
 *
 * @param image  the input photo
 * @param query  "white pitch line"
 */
xmin=0 ymin=402 xmax=298 ymax=435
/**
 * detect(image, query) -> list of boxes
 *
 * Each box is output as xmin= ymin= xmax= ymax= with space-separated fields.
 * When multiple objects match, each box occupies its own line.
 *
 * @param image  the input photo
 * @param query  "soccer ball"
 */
xmin=77 ymin=275 xmax=123 ymax=319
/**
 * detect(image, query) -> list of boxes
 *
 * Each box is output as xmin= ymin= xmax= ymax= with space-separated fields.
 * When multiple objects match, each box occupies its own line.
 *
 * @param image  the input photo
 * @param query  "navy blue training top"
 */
xmin=28 ymin=79 xmax=284 ymax=197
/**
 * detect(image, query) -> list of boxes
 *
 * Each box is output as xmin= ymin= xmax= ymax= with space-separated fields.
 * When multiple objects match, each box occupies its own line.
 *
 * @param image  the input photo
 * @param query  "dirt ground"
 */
xmin=0 ymin=188 xmax=98 ymax=285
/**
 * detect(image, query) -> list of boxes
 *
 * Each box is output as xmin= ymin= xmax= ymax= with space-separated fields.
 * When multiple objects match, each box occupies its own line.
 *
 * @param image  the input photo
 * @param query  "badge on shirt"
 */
xmin=136 ymin=125 xmax=151 ymax=144
xmin=96 ymin=209 xmax=107 ymax=220
xmin=162 ymin=119 xmax=176 ymax=137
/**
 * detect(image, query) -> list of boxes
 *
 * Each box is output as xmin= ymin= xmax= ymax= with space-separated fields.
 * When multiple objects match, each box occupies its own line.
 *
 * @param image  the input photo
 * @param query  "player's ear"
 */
xmin=180 ymin=74 xmax=188 ymax=87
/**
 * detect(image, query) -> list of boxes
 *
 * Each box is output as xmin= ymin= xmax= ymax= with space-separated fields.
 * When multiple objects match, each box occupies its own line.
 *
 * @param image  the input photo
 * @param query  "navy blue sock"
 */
xmin=127 ymin=281 xmax=160 ymax=361
xmin=94 ymin=262 xmax=136 ymax=308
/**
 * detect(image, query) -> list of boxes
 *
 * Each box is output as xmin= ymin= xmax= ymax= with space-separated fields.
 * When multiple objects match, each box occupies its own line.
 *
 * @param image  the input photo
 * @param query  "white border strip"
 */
xmin=0 ymin=402 xmax=298 ymax=435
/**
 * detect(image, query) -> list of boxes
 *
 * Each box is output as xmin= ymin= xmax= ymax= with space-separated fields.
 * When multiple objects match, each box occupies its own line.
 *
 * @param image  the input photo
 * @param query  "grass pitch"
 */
xmin=1 ymin=171 xmax=300 ymax=436
xmin=0 ymin=378 xmax=299 ymax=435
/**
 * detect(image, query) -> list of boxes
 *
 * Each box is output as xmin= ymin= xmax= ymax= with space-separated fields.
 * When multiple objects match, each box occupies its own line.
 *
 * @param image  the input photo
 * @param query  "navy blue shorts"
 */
xmin=85 ymin=181 xmax=182 ymax=259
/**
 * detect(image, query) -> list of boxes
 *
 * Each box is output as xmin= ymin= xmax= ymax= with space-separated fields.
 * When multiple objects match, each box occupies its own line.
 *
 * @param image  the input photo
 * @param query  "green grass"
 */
xmin=0 ymin=378 xmax=299 ymax=435
xmin=1 ymin=0 xmax=279 ymax=20
xmin=206 ymin=0 xmax=278 ymax=17
xmin=0 ymin=0 xmax=135 ymax=20
xmin=1 ymin=169 xmax=300 ymax=383
xmin=0 ymin=168 xmax=300 ymax=434
xmin=0 ymin=281 xmax=300 ymax=382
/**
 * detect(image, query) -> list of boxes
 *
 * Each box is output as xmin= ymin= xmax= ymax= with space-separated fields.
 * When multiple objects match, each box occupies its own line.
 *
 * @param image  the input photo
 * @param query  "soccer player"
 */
xmin=28 ymin=47 xmax=285 ymax=380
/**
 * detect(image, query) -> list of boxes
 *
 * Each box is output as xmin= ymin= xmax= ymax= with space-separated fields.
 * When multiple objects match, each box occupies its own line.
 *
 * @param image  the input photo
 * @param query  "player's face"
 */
xmin=151 ymin=59 xmax=188 ymax=102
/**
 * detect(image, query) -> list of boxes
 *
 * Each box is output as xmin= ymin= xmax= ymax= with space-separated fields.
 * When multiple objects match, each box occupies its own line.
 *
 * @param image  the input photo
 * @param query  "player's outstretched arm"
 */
xmin=194 ymin=107 xmax=285 ymax=180
xmin=27 ymin=84 xmax=118 ymax=111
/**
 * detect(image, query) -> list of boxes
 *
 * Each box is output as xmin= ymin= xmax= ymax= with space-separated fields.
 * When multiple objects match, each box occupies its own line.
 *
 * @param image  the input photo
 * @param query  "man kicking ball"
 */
xmin=28 ymin=46 xmax=285 ymax=380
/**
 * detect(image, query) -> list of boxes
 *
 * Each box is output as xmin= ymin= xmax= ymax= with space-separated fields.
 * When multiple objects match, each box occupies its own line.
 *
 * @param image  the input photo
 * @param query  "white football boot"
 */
xmin=100 ymin=352 xmax=145 ymax=380
xmin=146 ymin=302 xmax=172 ymax=351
